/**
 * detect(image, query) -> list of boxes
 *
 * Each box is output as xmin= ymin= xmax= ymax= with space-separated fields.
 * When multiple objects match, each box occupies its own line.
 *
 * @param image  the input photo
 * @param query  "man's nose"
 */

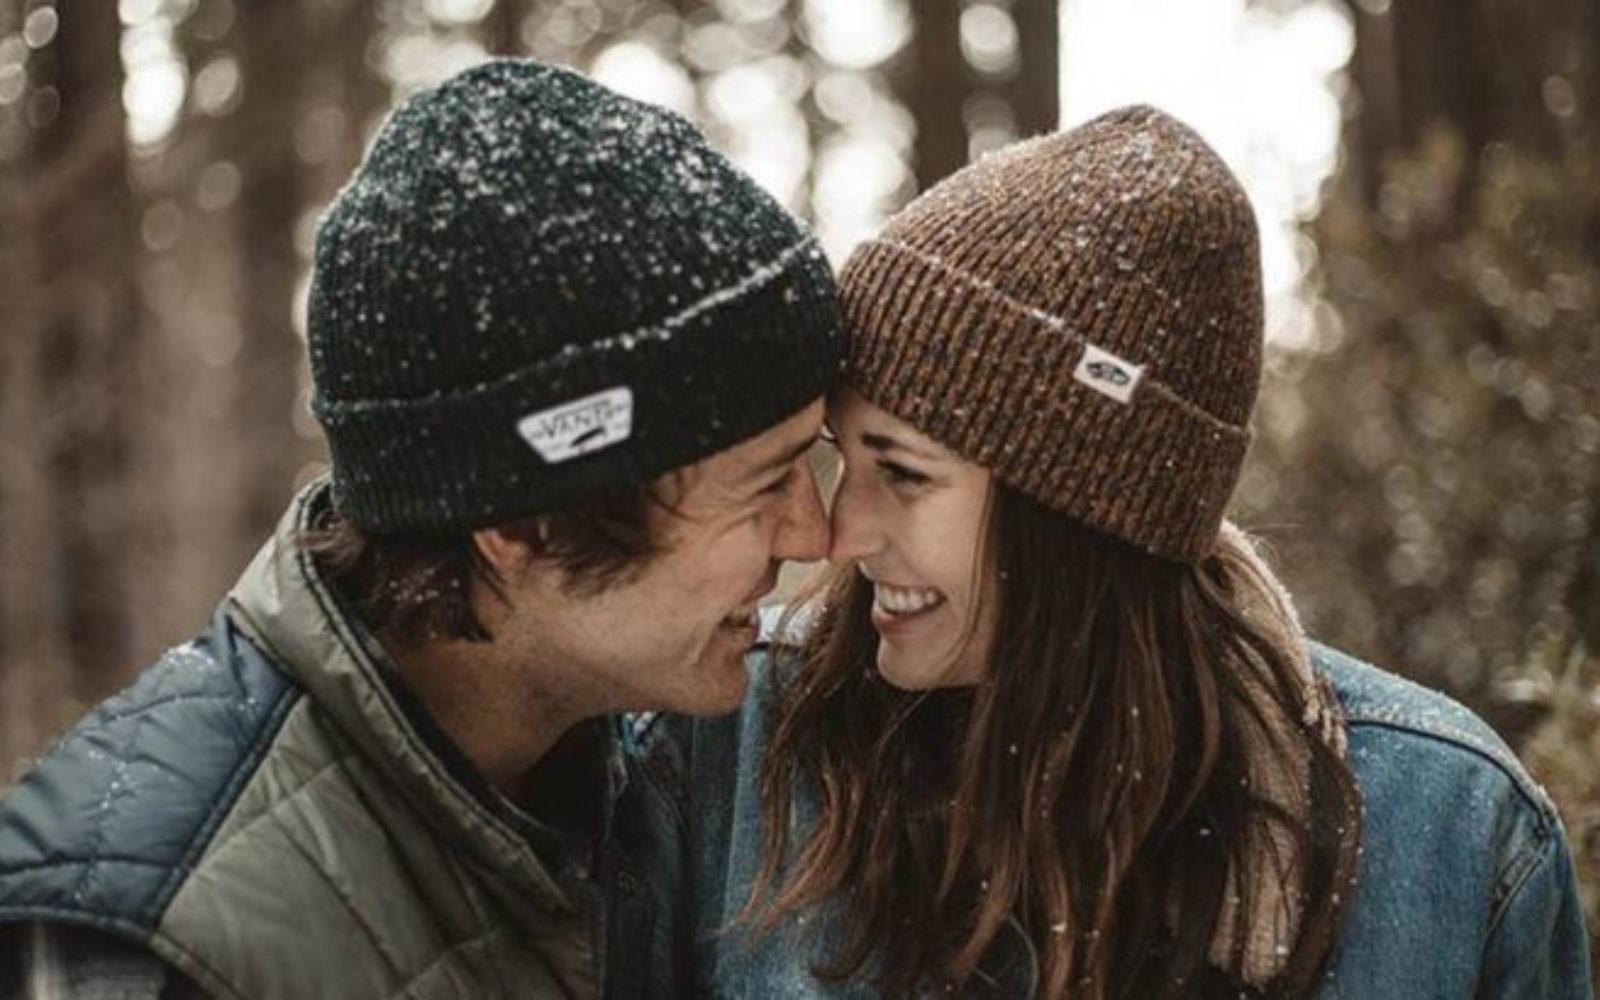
xmin=772 ymin=460 xmax=830 ymax=563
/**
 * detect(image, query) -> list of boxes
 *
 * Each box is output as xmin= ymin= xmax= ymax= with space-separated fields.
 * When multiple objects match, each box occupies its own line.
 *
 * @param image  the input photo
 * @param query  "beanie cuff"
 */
xmin=319 ymin=239 xmax=841 ymax=533
xmin=842 ymin=237 xmax=1250 ymax=563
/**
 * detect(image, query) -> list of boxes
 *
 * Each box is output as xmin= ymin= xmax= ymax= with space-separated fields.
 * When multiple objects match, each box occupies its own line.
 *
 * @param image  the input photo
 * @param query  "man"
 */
xmin=0 ymin=59 xmax=840 ymax=997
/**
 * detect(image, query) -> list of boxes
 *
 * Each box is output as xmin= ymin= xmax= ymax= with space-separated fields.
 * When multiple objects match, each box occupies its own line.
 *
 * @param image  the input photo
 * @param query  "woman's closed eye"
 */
xmin=877 ymin=460 xmax=930 ymax=487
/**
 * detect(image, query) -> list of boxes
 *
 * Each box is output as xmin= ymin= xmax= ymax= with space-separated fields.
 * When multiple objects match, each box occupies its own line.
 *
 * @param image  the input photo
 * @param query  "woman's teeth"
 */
xmin=874 ymin=583 xmax=945 ymax=616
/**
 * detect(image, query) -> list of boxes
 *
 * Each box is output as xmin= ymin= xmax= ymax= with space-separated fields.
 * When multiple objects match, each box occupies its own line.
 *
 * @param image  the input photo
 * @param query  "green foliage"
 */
xmin=1242 ymin=121 xmax=1600 ymax=701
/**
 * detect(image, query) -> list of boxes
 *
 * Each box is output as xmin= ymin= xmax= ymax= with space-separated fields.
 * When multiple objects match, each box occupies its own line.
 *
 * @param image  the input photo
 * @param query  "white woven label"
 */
xmin=1073 ymin=344 xmax=1144 ymax=404
xmin=517 ymin=387 xmax=634 ymax=464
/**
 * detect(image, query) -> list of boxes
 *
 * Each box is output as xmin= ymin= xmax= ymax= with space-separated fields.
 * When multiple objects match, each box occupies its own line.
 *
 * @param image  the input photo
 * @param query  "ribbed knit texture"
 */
xmin=840 ymin=105 xmax=1262 ymax=562
xmin=309 ymin=60 xmax=842 ymax=533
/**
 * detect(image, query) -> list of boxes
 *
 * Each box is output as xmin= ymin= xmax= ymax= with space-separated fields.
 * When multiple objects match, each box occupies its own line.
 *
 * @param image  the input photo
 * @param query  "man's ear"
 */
xmin=470 ymin=519 xmax=550 ymax=582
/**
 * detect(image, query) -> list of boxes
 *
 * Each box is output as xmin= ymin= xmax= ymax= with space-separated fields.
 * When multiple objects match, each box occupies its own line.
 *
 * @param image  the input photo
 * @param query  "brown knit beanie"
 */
xmin=839 ymin=105 xmax=1262 ymax=563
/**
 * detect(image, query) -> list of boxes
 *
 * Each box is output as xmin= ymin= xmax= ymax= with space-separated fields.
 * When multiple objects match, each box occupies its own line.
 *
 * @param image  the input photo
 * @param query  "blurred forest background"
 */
xmin=0 ymin=0 xmax=1596 ymax=969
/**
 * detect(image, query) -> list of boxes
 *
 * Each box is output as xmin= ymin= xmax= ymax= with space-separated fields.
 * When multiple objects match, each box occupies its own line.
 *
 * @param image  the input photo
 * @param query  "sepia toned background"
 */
xmin=0 ymin=0 xmax=1596 ymax=971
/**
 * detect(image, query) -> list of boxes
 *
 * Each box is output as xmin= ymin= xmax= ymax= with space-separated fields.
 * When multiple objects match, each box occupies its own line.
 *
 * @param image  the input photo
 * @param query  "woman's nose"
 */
xmin=825 ymin=470 xmax=882 ymax=566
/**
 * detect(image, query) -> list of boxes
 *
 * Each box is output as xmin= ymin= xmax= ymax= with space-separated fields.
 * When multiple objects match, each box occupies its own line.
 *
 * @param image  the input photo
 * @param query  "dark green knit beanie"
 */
xmin=308 ymin=59 xmax=842 ymax=533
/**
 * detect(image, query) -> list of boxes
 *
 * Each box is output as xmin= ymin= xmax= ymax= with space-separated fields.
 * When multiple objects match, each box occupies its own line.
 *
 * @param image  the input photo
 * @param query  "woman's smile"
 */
xmin=869 ymin=580 xmax=948 ymax=633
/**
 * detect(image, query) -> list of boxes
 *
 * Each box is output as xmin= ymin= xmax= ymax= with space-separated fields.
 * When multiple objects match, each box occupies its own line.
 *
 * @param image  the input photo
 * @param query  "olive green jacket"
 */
xmin=0 ymin=484 xmax=688 ymax=998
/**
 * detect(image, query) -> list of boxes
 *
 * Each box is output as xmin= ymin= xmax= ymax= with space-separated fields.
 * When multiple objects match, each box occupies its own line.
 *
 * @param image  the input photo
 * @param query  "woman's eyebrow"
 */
xmin=860 ymin=431 xmax=941 ymax=461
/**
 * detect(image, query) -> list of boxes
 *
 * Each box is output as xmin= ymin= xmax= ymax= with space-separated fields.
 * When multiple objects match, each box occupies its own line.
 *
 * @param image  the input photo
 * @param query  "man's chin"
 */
xmin=663 ymin=689 xmax=744 ymax=718
xmin=682 ymin=655 xmax=750 ymax=716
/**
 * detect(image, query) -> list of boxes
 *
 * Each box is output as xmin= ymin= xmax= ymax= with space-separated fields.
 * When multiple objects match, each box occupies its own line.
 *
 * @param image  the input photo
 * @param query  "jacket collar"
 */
xmin=225 ymin=480 xmax=609 ymax=915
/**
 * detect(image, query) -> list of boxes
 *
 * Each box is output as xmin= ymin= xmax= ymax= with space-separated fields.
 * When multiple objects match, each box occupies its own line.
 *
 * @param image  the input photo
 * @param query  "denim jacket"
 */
xmin=676 ymin=640 xmax=1593 ymax=998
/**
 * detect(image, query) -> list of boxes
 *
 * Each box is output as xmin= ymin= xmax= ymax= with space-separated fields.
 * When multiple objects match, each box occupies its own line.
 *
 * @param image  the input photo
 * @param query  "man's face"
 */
xmin=505 ymin=400 xmax=829 ymax=716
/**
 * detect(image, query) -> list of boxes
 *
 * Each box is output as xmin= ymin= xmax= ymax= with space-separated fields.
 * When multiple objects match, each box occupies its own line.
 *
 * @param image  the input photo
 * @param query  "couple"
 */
xmin=0 ymin=61 xmax=1587 ymax=998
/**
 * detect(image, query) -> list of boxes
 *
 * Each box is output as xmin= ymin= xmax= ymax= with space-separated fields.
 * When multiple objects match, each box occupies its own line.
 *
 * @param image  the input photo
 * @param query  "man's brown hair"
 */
xmin=301 ymin=481 xmax=669 ymax=646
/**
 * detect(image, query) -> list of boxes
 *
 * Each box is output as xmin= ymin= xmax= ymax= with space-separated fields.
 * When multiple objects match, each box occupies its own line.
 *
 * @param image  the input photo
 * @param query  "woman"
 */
xmin=684 ymin=106 xmax=1591 ymax=998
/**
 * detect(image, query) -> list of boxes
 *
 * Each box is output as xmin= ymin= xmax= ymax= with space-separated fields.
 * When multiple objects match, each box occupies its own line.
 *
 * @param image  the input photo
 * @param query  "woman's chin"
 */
xmin=875 ymin=662 xmax=933 ymax=691
xmin=874 ymin=646 xmax=978 ymax=691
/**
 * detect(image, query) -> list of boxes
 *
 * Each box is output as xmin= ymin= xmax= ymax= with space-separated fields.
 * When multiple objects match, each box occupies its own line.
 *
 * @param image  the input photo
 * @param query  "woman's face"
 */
xmin=825 ymin=389 xmax=997 ymax=690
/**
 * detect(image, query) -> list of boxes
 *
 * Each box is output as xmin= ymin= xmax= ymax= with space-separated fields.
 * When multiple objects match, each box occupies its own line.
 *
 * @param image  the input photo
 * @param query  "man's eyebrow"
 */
xmin=860 ymin=431 xmax=940 ymax=461
xmin=747 ymin=434 xmax=818 ymax=485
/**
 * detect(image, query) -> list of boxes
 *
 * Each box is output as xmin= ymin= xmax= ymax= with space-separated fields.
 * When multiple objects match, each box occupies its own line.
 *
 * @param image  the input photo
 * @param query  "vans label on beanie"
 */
xmin=517 ymin=387 xmax=634 ymax=464
xmin=1073 ymin=343 xmax=1144 ymax=405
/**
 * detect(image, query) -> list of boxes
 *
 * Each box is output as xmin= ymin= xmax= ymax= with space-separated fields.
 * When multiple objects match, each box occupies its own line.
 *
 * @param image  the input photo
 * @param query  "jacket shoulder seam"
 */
xmin=1342 ymin=710 xmax=1554 ymax=833
xmin=152 ymin=637 xmax=303 ymax=921
xmin=96 ymin=690 xmax=270 ymax=725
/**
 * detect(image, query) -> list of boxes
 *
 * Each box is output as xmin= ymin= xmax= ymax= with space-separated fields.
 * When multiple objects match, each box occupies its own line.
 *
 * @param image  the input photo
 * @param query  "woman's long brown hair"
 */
xmin=747 ymin=486 xmax=1361 ymax=998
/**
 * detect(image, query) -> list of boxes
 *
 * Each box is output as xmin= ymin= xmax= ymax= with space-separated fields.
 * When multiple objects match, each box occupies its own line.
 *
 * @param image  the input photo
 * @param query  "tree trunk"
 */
xmin=122 ymin=0 xmax=385 ymax=676
xmin=900 ymin=0 xmax=968 ymax=191
xmin=484 ymin=0 xmax=527 ymax=56
xmin=1007 ymin=0 xmax=1059 ymax=138
xmin=227 ymin=6 xmax=317 ymax=544
xmin=1566 ymin=463 xmax=1600 ymax=655
xmin=895 ymin=0 xmax=1059 ymax=192
xmin=1254 ymin=0 xmax=1600 ymax=703
xmin=0 ymin=1 xmax=140 ymax=773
